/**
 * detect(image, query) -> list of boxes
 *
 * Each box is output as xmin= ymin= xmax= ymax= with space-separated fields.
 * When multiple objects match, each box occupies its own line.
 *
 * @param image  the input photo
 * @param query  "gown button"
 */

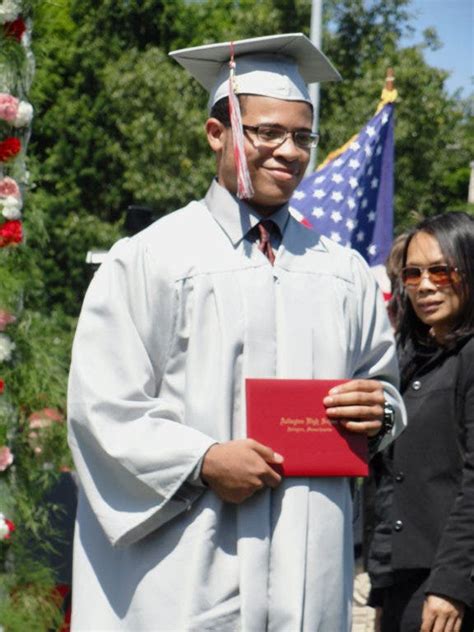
xmin=412 ymin=380 xmax=421 ymax=390
xmin=394 ymin=520 xmax=403 ymax=532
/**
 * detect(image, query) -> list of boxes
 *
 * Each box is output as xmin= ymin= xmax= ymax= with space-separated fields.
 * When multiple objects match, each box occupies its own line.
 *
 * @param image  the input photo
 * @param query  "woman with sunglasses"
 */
xmin=368 ymin=211 xmax=474 ymax=631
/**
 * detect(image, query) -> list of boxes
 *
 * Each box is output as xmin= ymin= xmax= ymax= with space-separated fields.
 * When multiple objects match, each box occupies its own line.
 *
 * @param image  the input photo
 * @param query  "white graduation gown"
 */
xmin=68 ymin=180 xmax=405 ymax=631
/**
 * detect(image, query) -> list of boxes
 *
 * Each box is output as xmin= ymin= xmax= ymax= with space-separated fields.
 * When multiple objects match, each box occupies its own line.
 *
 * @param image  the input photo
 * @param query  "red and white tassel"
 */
xmin=228 ymin=44 xmax=254 ymax=200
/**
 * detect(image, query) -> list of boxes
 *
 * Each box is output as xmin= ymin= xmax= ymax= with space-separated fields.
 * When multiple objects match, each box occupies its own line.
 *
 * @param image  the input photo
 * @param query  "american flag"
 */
xmin=290 ymin=103 xmax=394 ymax=267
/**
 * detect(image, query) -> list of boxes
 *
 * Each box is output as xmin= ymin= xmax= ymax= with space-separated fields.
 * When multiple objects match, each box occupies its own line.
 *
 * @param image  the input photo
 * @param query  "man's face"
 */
xmin=208 ymin=95 xmax=313 ymax=213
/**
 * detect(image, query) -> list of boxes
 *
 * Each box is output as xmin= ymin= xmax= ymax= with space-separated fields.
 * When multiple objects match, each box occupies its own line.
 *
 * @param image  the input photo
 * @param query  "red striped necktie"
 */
xmin=257 ymin=220 xmax=279 ymax=265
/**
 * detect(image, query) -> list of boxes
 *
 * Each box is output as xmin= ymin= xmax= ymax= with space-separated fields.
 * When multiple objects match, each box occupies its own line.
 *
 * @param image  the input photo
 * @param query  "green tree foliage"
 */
xmin=319 ymin=0 xmax=472 ymax=230
xmin=103 ymin=47 xmax=212 ymax=212
xmin=28 ymin=0 xmax=473 ymax=312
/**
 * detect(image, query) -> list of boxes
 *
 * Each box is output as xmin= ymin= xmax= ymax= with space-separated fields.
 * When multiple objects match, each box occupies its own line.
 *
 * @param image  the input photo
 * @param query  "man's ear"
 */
xmin=205 ymin=117 xmax=227 ymax=152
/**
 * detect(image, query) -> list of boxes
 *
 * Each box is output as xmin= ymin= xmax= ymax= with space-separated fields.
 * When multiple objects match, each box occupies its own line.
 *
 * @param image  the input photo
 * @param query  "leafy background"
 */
xmin=0 ymin=0 xmax=472 ymax=628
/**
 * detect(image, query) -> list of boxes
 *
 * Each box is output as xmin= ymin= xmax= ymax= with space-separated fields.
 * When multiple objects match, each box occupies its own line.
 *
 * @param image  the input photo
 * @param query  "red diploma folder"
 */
xmin=245 ymin=378 xmax=368 ymax=477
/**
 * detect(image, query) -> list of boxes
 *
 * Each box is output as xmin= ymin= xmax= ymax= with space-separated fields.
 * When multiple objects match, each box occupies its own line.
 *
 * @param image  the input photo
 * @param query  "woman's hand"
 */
xmin=421 ymin=594 xmax=465 ymax=632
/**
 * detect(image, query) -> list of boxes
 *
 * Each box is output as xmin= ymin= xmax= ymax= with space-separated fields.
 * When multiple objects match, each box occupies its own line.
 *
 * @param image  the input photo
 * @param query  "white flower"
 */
xmin=0 ymin=333 xmax=15 ymax=363
xmin=13 ymin=101 xmax=33 ymax=128
xmin=1 ymin=195 xmax=22 ymax=219
xmin=0 ymin=513 xmax=14 ymax=540
xmin=0 ymin=516 xmax=10 ymax=540
xmin=0 ymin=0 xmax=21 ymax=23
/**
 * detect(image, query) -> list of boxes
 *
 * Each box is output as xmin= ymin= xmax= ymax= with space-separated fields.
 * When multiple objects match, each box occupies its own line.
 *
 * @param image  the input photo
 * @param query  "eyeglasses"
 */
xmin=401 ymin=264 xmax=462 ymax=288
xmin=242 ymin=124 xmax=319 ymax=149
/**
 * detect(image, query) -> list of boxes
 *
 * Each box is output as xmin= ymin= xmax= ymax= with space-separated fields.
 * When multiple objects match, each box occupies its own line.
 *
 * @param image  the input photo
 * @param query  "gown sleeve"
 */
xmin=67 ymin=235 xmax=217 ymax=547
xmin=425 ymin=340 xmax=474 ymax=608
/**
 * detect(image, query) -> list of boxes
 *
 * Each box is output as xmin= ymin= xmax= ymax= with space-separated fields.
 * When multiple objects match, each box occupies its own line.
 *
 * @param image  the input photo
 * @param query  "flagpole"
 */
xmin=306 ymin=0 xmax=322 ymax=175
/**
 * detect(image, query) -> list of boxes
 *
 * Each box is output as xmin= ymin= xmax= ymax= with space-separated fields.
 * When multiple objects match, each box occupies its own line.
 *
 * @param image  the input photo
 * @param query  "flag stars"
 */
xmin=312 ymin=207 xmax=325 ymax=218
xmin=366 ymin=125 xmax=376 ymax=137
xmin=288 ymin=103 xmax=393 ymax=262
xmin=293 ymin=190 xmax=306 ymax=200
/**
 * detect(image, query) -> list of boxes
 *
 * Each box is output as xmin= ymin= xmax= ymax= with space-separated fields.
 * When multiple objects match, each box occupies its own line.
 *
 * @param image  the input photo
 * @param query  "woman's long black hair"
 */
xmin=397 ymin=211 xmax=474 ymax=350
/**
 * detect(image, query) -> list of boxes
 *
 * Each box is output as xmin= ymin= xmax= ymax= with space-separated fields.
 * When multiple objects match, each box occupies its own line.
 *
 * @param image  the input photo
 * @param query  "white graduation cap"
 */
xmin=169 ymin=33 xmax=341 ymax=200
xmin=170 ymin=32 xmax=341 ymax=109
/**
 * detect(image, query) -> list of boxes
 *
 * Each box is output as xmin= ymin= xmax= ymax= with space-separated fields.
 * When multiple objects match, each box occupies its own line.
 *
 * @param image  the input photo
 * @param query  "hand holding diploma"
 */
xmin=323 ymin=379 xmax=385 ymax=437
xmin=201 ymin=439 xmax=284 ymax=503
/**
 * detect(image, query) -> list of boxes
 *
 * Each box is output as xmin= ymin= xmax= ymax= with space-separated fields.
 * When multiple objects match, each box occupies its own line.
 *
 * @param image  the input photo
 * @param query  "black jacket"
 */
xmin=368 ymin=335 xmax=474 ymax=608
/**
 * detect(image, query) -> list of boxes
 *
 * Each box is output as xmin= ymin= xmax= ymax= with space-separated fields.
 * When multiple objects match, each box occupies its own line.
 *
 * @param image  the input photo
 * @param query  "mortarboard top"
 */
xmin=169 ymin=33 xmax=341 ymax=110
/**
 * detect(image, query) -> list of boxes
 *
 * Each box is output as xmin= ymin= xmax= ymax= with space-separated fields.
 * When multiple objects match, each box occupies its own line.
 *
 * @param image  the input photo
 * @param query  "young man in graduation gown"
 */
xmin=68 ymin=34 xmax=406 ymax=631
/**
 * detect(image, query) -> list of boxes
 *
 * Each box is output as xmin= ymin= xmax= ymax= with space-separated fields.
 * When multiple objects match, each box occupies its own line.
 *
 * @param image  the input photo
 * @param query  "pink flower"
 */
xmin=28 ymin=408 xmax=64 ymax=455
xmin=0 ymin=177 xmax=21 ymax=199
xmin=0 ymin=445 xmax=13 ymax=471
xmin=0 ymin=309 xmax=16 ymax=331
xmin=28 ymin=407 xmax=64 ymax=429
xmin=0 ymin=94 xmax=19 ymax=123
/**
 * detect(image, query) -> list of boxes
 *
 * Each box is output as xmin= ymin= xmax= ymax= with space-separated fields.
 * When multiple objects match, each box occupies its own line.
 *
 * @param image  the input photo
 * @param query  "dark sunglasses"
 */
xmin=401 ymin=264 xmax=462 ymax=288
